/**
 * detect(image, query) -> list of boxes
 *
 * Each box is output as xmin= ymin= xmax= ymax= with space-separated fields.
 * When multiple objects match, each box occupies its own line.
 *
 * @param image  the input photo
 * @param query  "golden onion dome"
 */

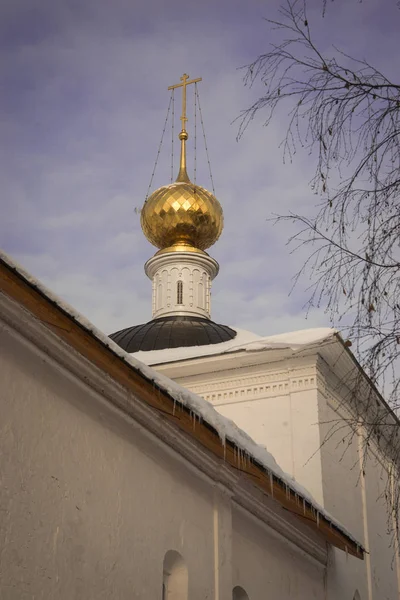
xmin=141 ymin=74 xmax=223 ymax=252
xmin=141 ymin=179 xmax=223 ymax=251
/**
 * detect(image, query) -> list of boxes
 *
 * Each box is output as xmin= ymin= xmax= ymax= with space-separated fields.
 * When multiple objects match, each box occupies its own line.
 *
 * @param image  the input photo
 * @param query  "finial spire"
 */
xmin=168 ymin=73 xmax=202 ymax=183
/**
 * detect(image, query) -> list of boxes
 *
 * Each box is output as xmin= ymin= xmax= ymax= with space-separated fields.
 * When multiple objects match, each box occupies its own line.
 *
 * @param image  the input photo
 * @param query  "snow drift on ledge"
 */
xmin=132 ymin=326 xmax=337 ymax=365
xmin=0 ymin=250 xmax=359 ymax=547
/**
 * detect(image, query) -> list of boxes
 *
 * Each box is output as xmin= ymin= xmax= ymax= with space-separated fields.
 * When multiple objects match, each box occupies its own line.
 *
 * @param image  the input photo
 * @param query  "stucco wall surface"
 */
xmin=232 ymin=506 xmax=325 ymax=599
xmin=0 ymin=325 xmax=216 ymax=599
xmin=318 ymin=382 xmax=400 ymax=600
xmin=0 ymin=320 xmax=328 ymax=600
xmin=168 ymin=350 xmax=400 ymax=600
xmin=174 ymin=359 xmax=325 ymax=504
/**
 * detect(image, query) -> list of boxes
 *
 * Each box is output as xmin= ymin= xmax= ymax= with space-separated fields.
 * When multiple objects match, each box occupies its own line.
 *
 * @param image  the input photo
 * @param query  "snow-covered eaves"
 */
xmin=133 ymin=326 xmax=338 ymax=366
xmin=0 ymin=250 xmax=364 ymax=560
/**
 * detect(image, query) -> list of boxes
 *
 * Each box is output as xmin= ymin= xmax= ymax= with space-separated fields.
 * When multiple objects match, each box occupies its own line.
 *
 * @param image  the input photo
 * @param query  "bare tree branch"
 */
xmin=240 ymin=0 xmax=400 ymax=547
xmin=240 ymin=0 xmax=400 ymax=406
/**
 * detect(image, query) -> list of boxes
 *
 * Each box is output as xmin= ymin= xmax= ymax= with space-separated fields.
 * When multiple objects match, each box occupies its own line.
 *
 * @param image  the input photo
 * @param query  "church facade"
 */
xmin=138 ymin=329 xmax=400 ymax=600
xmin=1 ymin=251 xmax=362 ymax=600
xmin=1 ymin=74 xmax=399 ymax=599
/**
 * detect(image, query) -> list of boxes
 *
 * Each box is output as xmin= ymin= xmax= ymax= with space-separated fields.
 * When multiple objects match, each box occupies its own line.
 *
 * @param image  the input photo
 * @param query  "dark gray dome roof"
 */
xmin=109 ymin=315 xmax=237 ymax=353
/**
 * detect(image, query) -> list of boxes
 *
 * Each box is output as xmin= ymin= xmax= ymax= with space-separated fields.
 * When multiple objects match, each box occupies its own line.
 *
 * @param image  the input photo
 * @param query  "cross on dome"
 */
xmin=140 ymin=74 xmax=223 ymax=253
xmin=168 ymin=73 xmax=202 ymax=132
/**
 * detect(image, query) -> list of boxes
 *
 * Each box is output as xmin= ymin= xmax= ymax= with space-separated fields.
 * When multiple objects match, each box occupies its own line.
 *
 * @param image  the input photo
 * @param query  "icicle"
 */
xmin=172 ymin=398 xmax=177 ymax=416
xmin=269 ymin=472 xmax=274 ymax=497
xmin=316 ymin=511 xmax=320 ymax=527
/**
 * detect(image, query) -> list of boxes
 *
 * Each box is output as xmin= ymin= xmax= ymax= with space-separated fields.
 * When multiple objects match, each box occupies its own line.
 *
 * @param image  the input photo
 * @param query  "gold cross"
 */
xmin=168 ymin=73 xmax=202 ymax=131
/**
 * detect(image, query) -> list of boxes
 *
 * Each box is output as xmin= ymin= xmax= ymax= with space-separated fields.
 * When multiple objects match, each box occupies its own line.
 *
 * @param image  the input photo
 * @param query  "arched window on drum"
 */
xmin=177 ymin=280 xmax=183 ymax=305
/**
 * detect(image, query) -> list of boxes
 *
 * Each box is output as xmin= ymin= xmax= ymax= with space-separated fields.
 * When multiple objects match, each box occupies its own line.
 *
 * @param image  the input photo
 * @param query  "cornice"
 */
xmin=145 ymin=250 xmax=219 ymax=280
xmin=184 ymin=363 xmax=319 ymax=405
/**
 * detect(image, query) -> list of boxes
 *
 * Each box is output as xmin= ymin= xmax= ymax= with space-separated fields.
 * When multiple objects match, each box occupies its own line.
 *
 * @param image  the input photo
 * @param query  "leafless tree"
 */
xmin=240 ymin=0 xmax=400 ymax=406
xmin=240 ymin=0 xmax=400 ymax=545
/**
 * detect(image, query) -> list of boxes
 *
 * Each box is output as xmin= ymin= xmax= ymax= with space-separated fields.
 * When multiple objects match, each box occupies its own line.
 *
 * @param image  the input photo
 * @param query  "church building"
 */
xmin=1 ymin=74 xmax=399 ymax=599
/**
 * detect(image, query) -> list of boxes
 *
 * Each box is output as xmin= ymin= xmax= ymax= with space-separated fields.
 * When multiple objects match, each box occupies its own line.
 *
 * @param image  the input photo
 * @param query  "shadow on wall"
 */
xmin=161 ymin=551 xmax=252 ymax=599
xmin=162 ymin=550 xmax=188 ymax=600
xmin=233 ymin=585 xmax=250 ymax=600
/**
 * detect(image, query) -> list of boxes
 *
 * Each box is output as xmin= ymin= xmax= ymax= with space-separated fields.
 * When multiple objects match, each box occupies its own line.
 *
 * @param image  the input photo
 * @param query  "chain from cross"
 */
xmin=168 ymin=73 xmax=202 ymax=132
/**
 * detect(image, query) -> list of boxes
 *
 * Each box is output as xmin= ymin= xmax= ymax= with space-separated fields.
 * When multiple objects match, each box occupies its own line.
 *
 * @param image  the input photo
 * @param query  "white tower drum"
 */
xmin=145 ymin=247 xmax=219 ymax=320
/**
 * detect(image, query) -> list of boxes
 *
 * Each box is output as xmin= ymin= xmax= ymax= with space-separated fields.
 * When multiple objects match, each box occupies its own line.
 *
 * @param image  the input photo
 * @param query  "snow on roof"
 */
xmin=133 ymin=325 xmax=337 ymax=365
xmin=0 ymin=250 xmax=359 ymax=547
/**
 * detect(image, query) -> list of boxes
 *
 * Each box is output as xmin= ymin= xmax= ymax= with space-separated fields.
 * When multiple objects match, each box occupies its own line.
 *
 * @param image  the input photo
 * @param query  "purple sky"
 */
xmin=1 ymin=0 xmax=398 ymax=336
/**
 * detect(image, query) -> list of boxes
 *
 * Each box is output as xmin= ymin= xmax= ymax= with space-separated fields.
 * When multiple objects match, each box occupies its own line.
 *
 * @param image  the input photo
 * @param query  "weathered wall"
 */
xmin=0 ymin=324 xmax=217 ymax=599
xmin=175 ymin=357 xmax=325 ymax=504
xmin=231 ymin=506 xmax=325 ymax=599
xmin=317 ymin=389 xmax=369 ymax=600
xmin=364 ymin=453 xmax=399 ymax=600
xmin=318 ymin=379 xmax=400 ymax=600
xmin=0 ymin=316 xmax=327 ymax=600
xmin=169 ymin=349 xmax=400 ymax=600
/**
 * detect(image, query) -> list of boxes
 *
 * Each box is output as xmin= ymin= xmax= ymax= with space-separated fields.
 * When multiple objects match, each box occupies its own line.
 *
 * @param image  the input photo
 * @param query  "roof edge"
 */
xmin=0 ymin=251 xmax=364 ymax=559
xmin=333 ymin=332 xmax=400 ymax=430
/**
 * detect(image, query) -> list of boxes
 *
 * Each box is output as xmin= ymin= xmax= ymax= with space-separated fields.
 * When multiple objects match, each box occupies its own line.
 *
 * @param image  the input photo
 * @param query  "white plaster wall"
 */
xmin=317 ymin=390 xmax=370 ymax=600
xmin=0 ymin=326 xmax=219 ymax=599
xmin=146 ymin=251 xmax=216 ymax=319
xmin=215 ymin=390 xmax=324 ymax=505
xmin=1 ymin=318 xmax=334 ymax=600
xmin=364 ymin=451 xmax=399 ymax=599
xmin=318 ymin=381 xmax=400 ymax=600
xmin=175 ymin=360 xmax=325 ymax=505
xmin=232 ymin=506 xmax=325 ymax=599
xmin=317 ymin=390 xmax=365 ymax=543
xmin=162 ymin=350 xmax=400 ymax=599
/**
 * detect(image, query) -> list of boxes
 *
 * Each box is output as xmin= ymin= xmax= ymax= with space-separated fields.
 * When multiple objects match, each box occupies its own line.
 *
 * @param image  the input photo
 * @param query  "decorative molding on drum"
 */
xmin=145 ymin=250 xmax=219 ymax=319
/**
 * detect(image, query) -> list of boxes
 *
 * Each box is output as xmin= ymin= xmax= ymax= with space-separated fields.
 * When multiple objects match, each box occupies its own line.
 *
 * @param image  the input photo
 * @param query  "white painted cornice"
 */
xmin=172 ymin=357 xmax=320 ymax=405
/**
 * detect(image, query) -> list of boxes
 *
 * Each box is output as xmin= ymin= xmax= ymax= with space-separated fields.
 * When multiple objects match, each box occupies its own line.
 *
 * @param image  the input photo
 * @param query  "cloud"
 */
xmin=1 ymin=0 xmax=397 ymax=342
